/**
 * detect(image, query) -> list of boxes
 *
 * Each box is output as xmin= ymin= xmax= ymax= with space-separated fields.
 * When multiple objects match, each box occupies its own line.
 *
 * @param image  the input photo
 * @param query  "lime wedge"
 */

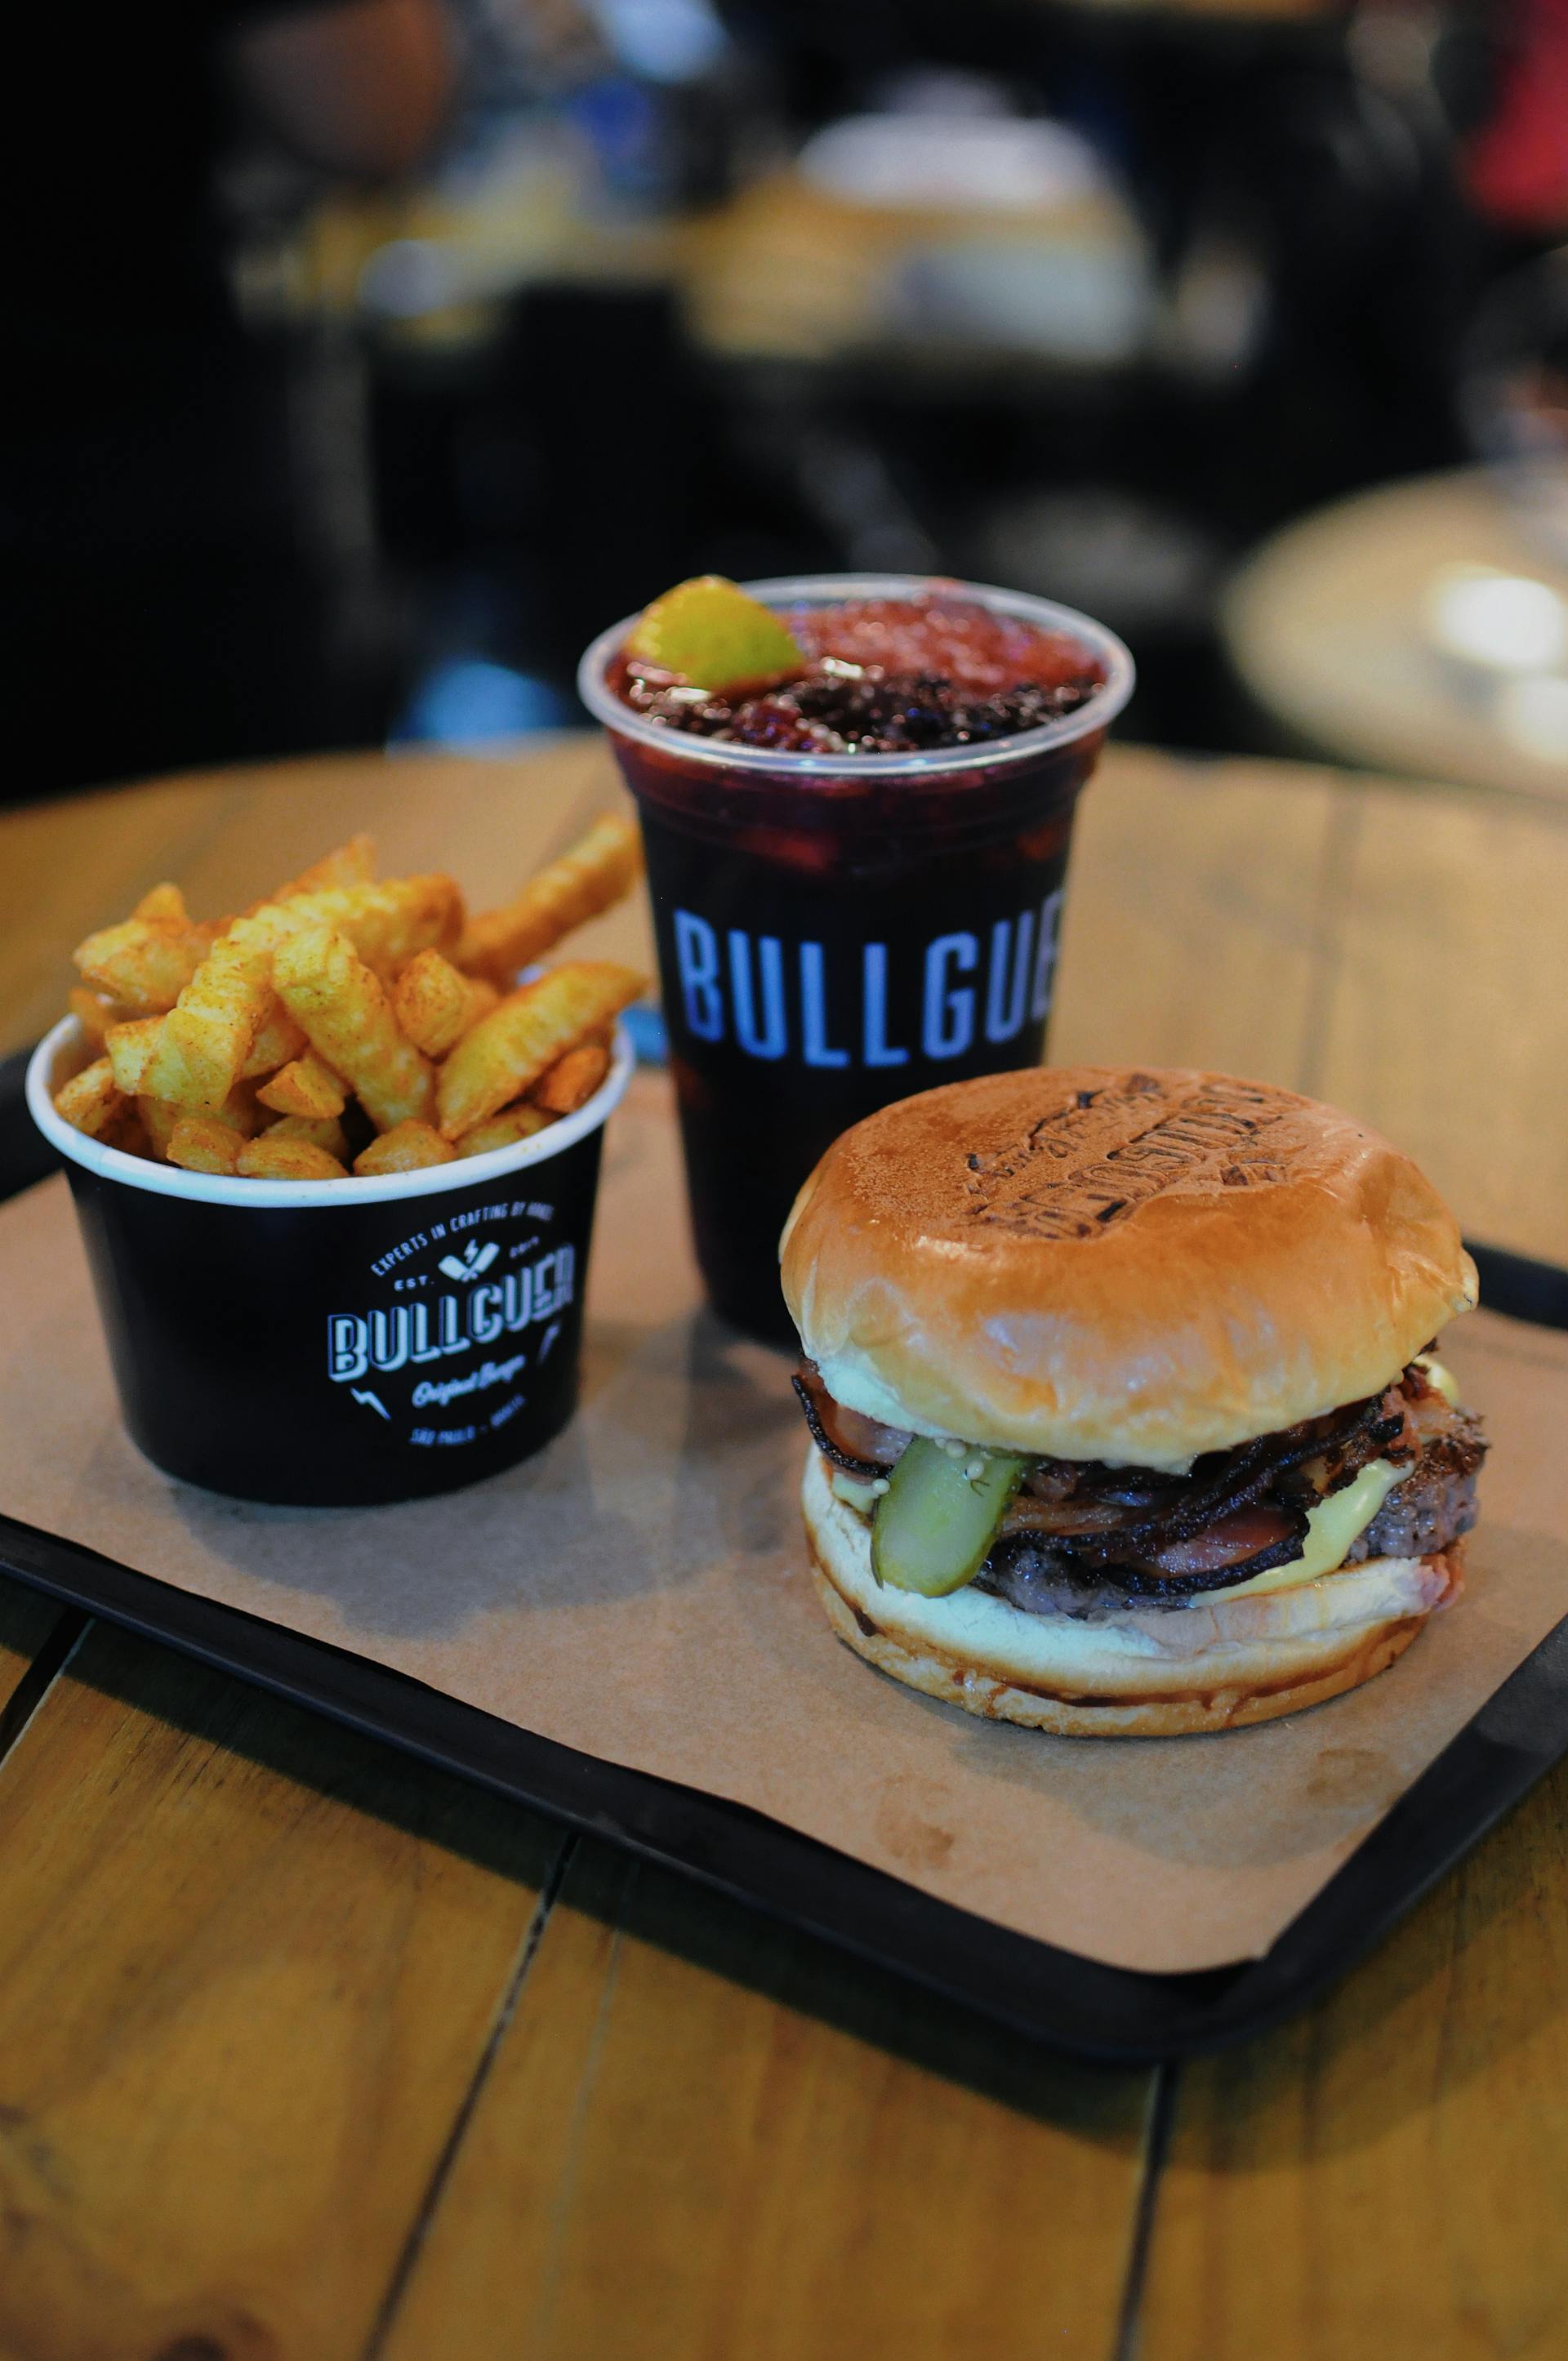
xmin=626 ymin=576 xmax=805 ymax=693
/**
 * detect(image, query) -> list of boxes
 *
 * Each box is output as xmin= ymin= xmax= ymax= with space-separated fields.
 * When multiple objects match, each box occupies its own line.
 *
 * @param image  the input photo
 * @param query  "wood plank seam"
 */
xmin=1112 ymin=2061 xmax=1178 ymax=2361
xmin=0 ymin=1608 xmax=87 ymax=1769
xmin=362 ymin=1829 xmax=582 ymax=2361
xmin=1294 ymin=785 xmax=1362 ymax=1106
xmin=523 ymin=1860 xmax=634 ymax=2356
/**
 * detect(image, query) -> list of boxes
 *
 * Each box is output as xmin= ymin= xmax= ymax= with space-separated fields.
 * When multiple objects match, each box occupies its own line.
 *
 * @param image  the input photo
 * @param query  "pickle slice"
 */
xmin=626 ymin=575 xmax=804 ymax=693
xmin=871 ymin=1437 xmax=1027 ymax=1597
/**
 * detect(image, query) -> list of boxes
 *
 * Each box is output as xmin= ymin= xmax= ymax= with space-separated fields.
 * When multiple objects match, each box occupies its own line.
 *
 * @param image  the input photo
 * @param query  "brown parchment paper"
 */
xmin=3 ymin=1072 xmax=1567 ymax=1974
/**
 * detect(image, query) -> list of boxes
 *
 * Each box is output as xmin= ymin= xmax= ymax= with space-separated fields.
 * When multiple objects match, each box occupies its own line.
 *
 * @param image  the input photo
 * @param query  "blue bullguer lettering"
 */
xmin=985 ymin=910 xmax=1036 ymax=1044
xmin=1031 ymin=889 xmax=1063 ymax=1020
xmin=922 ymin=933 xmax=978 ymax=1059
xmin=800 ymin=943 xmax=849 ymax=1068
xmin=862 ymin=943 xmax=908 ymax=1067
xmin=674 ymin=911 xmax=724 ymax=1041
xmin=728 ymin=931 xmax=787 ymax=1058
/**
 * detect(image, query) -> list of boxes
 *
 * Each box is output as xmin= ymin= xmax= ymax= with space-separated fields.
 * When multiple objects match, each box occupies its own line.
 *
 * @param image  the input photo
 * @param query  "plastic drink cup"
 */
xmin=578 ymin=574 xmax=1133 ymax=1343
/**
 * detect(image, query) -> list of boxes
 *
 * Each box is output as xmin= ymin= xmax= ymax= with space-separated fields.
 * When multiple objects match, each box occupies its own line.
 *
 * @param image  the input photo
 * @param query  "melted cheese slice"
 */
xmin=1200 ymin=1459 xmax=1407 ymax=1601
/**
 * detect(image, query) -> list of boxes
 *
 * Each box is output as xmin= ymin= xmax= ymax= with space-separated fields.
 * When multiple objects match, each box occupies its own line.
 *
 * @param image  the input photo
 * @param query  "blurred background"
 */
xmin=11 ymin=0 xmax=1568 ymax=800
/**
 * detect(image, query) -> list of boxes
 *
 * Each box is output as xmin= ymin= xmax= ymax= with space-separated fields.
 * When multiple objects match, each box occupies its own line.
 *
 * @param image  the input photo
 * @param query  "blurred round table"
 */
xmin=1222 ymin=466 xmax=1568 ymax=798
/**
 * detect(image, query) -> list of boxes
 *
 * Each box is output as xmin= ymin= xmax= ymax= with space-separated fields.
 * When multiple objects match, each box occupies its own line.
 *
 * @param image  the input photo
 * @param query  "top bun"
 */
xmin=780 ymin=1066 xmax=1477 ymax=1469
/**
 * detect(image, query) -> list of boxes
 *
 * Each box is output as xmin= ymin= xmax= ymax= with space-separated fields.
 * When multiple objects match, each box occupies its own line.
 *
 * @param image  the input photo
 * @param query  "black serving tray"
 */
xmin=3 ymin=1040 xmax=1566 ymax=2062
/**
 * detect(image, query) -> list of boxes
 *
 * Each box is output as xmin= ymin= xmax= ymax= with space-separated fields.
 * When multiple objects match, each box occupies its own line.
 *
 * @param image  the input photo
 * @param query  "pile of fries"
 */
xmin=55 ymin=816 xmax=646 ymax=1181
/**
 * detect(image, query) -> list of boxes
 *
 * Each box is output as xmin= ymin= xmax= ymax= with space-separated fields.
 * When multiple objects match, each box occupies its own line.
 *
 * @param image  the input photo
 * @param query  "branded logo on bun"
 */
xmin=779 ymin=1066 xmax=1486 ymax=1738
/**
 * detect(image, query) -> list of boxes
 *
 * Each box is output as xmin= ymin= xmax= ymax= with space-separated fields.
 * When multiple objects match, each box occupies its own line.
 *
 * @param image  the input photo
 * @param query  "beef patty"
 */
xmin=977 ymin=1405 xmax=1486 ymax=1620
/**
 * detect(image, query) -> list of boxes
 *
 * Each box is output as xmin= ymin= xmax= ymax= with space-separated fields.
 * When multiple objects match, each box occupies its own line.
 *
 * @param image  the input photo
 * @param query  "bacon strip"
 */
xmin=794 ymin=1366 xmax=908 ymax=1474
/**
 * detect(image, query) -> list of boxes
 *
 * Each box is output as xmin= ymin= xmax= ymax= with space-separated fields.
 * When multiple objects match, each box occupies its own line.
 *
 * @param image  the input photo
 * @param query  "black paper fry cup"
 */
xmin=27 ymin=1016 xmax=635 ymax=1507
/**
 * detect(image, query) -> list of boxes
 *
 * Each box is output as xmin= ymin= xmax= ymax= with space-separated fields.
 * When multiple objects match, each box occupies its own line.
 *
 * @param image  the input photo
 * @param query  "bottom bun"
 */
xmin=802 ymin=1449 xmax=1462 ymax=1737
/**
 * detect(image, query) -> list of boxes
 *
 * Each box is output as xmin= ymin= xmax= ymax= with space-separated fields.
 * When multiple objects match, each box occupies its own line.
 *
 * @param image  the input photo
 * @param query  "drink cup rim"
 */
xmin=577 ymin=572 xmax=1134 ymax=778
xmin=27 ymin=1016 xmax=635 ymax=1210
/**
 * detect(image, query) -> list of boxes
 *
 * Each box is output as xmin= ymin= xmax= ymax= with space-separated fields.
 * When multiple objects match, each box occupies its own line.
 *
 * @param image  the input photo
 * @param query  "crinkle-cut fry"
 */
xmin=354 ymin=1120 xmax=457 ymax=1176
xmin=167 ymin=1116 xmax=243 ymax=1175
xmin=531 ymin=1040 xmax=611 ymax=1117
xmin=459 ymin=975 xmax=501 ymax=1033
xmin=281 ymin=874 xmax=464 ymax=970
xmin=54 ymin=1058 xmax=128 ymax=1139
xmin=141 ymin=879 xmax=460 ymax=1113
xmin=236 ymin=1134 xmax=349 ymax=1180
xmin=105 ymin=1015 xmax=167 ymax=1095
xmin=74 ymin=915 xmax=216 ymax=1015
xmin=272 ymin=923 xmax=435 ymax=1133
xmin=264 ymin=1112 xmax=351 ymax=1161
xmin=265 ymin=834 xmax=376 ymax=904
xmin=437 ymin=961 xmax=643 ymax=1139
xmin=256 ymin=1048 xmax=346 ymax=1120
xmin=140 ymin=920 xmax=277 ymax=1110
xmin=69 ymin=987 xmax=122 ymax=1051
xmin=256 ymin=875 xmax=462 ymax=969
xmin=391 ymin=947 xmax=475 ymax=1059
xmin=103 ymin=1105 xmax=153 ymax=1160
xmin=131 ymin=882 xmax=188 ymax=924
xmin=456 ymin=813 xmax=644 ymax=983
xmin=455 ymin=1102 xmax=554 ymax=1157
xmin=136 ymin=1096 xmax=180 ymax=1160
xmin=240 ymin=1007 xmax=308 ymax=1078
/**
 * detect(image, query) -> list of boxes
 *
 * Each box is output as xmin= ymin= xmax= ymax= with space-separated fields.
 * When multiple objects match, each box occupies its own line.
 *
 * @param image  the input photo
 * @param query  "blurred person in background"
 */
xmin=5 ymin=0 xmax=453 ymax=800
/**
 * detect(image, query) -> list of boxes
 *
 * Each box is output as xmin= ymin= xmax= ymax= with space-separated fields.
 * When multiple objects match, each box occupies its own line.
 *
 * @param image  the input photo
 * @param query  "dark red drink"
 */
xmin=579 ymin=576 xmax=1134 ymax=1342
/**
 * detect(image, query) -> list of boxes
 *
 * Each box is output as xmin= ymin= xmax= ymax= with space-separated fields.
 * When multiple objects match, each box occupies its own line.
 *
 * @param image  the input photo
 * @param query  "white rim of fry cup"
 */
xmin=577 ymin=572 xmax=1135 ymax=778
xmin=27 ymin=1016 xmax=635 ymax=1210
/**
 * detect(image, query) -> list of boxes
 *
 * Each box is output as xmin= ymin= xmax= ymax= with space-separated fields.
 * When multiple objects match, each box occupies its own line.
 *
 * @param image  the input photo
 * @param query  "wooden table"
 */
xmin=2 ymin=738 xmax=1566 ymax=2357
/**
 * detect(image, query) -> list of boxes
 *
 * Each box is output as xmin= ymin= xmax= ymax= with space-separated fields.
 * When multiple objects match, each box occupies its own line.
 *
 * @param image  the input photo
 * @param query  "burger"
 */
xmin=780 ymin=1067 xmax=1486 ymax=1736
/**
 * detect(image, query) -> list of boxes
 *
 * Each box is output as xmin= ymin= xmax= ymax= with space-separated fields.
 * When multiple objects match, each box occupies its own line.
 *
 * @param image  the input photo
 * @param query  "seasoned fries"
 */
xmin=74 ymin=914 xmax=216 ymax=1015
xmin=105 ymin=1015 xmax=167 ymax=1095
xmin=167 ymin=1116 xmax=243 ymax=1176
xmin=54 ymin=1058 xmax=127 ymax=1139
xmin=140 ymin=921 xmax=277 ymax=1109
xmin=455 ymin=1102 xmax=553 ymax=1157
xmin=137 ymin=1096 xmax=182 ymax=1160
xmin=532 ymin=1040 xmax=612 ymax=1117
xmin=131 ymin=882 xmax=189 ymax=924
xmin=264 ymin=1112 xmax=351 ymax=1161
xmin=266 ymin=834 xmax=376 ymax=904
xmin=353 ymin=1120 xmax=457 ymax=1176
xmin=439 ymin=963 xmax=642 ymax=1139
xmin=240 ymin=1008 xmax=309 ymax=1078
xmin=236 ymin=1135 xmax=349 ymax=1181
xmin=272 ymin=874 xmax=462 ymax=973
xmin=68 ymin=987 xmax=120 ymax=1050
xmin=55 ymin=819 xmax=643 ymax=1178
xmin=272 ymin=924 xmax=435 ymax=1133
xmin=391 ymin=948 xmax=492 ymax=1060
xmin=256 ymin=1048 xmax=346 ymax=1120
xmin=457 ymin=813 xmax=643 ymax=984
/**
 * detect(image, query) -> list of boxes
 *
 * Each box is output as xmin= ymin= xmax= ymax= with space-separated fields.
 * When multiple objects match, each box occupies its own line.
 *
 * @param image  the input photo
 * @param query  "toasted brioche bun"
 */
xmin=803 ymin=1450 xmax=1459 ymax=1736
xmin=781 ymin=1065 xmax=1477 ymax=1469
